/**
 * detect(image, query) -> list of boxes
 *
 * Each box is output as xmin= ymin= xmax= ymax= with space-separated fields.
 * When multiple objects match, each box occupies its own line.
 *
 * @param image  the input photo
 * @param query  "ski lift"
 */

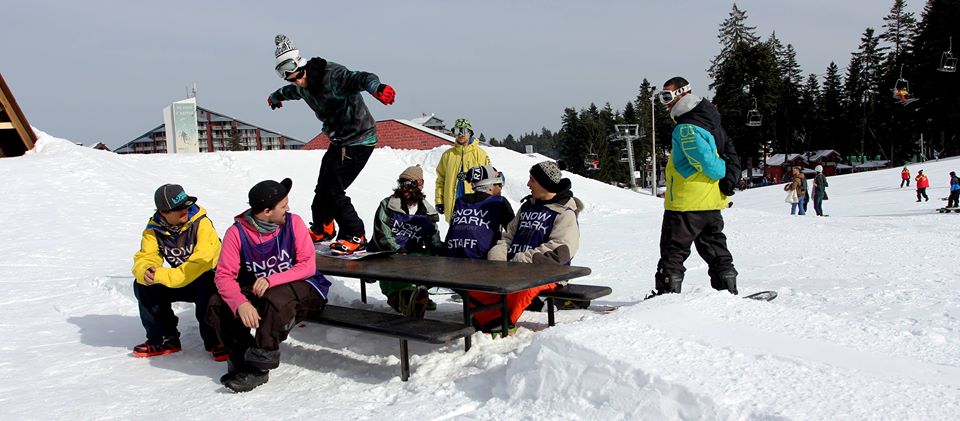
xmin=892 ymin=64 xmax=919 ymax=105
xmin=584 ymin=152 xmax=600 ymax=171
xmin=619 ymin=149 xmax=630 ymax=162
xmin=939 ymin=37 xmax=957 ymax=73
xmin=745 ymin=98 xmax=762 ymax=127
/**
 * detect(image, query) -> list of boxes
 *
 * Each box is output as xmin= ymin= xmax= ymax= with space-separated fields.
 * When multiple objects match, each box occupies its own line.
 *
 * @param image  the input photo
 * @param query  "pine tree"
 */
xmin=709 ymin=3 xmax=761 ymax=81
xmin=880 ymin=0 xmax=918 ymax=63
xmin=821 ymin=62 xmax=846 ymax=156
xmin=227 ymin=128 xmax=243 ymax=151
xmin=799 ymin=73 xmax=824 ymax=149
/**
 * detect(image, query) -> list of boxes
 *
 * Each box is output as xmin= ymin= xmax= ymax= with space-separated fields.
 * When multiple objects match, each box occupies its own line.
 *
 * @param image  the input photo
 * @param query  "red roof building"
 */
xmin=303 ymin=119 xmax=454 ymax=150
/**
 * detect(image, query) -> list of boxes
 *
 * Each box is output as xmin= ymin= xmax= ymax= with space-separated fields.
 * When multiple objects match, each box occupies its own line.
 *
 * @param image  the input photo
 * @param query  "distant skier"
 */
xmin=948 ymin=171 xmax=960 ymax=208
xmin=267 ymin=34 xmax=396 ymax=255
xmin=812 ymin=165 xmax=829 ymax=217
xmin=435 ymin=118 xmax=491 ymax=222
xmin=900 ymin=167 xmax=911 ymax=188
xmin=785 ymin=166 xmax=809 ymax=215
xmin=648 ymin=77 xmax=740 ymax=298
xmin=916 ymin=170 xmax=930 ymax=202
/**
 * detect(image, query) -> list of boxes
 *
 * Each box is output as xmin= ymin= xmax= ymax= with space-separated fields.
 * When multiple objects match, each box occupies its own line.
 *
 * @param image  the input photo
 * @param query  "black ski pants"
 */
xmin=206 ymin=281 xmax=325 ymax=370
xmin=917 ymin=188 xmax=929 ymax=201
xmin=656 ymin=210 xmax=737 ymax=282
xmin=948 ymin=190 xmax=960 ymax=208
xmin=312 ymin=144 xmax=374 ymax=239
xmin=133 ymin=270 xmax=218 ymax=349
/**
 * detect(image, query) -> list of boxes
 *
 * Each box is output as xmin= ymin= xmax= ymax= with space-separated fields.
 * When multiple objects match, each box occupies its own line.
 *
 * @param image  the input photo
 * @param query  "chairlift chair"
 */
xmin=939 ymin=37 xmax=957 ymax=73
xmin=745 ymin=98 xmax=762 ymax=127
xmin=619 ymin=149 xmax=629 ymax=163
xmin=892 ymin=64 xmax=919 ymax=105
xmin=584 ymin=153 xmax=600 ymax=171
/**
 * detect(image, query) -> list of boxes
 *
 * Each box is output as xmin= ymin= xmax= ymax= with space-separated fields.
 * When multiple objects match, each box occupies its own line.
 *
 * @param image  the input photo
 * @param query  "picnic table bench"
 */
xmin=312 ymin=254 xmax=606 ymax=380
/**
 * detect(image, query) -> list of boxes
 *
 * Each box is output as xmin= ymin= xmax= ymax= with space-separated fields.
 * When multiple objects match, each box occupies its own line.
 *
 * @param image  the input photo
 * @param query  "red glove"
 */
xmin=268 ymin=95 xmax=282 ymax=109
xmin=373 ymin=84 xmax=395 ymax=105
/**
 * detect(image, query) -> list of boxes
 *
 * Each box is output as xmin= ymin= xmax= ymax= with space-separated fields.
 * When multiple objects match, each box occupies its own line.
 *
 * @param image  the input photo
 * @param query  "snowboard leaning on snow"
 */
xmin=935 ymin=207 xmax=960 ymax=213
xmin=593 ymin=290 xmax=779 ymax=312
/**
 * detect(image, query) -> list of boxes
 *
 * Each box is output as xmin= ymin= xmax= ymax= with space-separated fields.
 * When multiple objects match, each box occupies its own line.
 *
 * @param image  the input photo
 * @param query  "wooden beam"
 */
xmin=0 ymin=72 xmax=37 ymax=156
xmin=0 ymin=122 xmax=15 ymax=129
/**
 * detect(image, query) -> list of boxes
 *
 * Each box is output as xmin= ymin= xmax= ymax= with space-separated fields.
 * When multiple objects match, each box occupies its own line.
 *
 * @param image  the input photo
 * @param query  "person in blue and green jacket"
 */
xmin=267 ymin=34 xmax=396 ymax=255
xmin=648 ymin=77 xmax=740 ymax=298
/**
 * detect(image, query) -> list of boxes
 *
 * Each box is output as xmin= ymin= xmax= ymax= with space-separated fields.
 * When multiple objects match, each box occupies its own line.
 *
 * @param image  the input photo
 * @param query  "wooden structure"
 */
xmin=314 ymin=254 xmax=601 ymax=380
xmin=0 ymin=73 xmax=37 ymax=157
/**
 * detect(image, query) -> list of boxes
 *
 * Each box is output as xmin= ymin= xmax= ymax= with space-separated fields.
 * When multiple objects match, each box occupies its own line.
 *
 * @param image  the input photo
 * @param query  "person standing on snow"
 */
xmin=267 ymin=34 xmax=395 ymax=255
xmin=901 ymin=167 xmax=911 ymax=188
xmin=916 ymin=169 xmax=930 ymax=202
xmin=435 ymin=118 xmax=491 ymax=222
xmin=369 ymin=166 xmax=444 ymax=317
xmin=478 ymin=161 xmax=582 ymax=337
xmin=207 ymin=178 xmax=331 ymax=393
xmin=812 ymin=165 xmax=829 ymax=217
xmin=647 ymin=77 xmax=741 ymax=298
xmin=785 ymin=166 xmax=809 ymax=215
xmin=131 ymin=184 xmax=224 ymax=360
xmin=947 ymin=171 xmax=960 ymax=208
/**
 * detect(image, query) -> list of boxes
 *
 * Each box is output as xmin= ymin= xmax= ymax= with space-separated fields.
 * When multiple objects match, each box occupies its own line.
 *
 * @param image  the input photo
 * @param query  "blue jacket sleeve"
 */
xmin=674 ymin=124 xmax=727 ymax=181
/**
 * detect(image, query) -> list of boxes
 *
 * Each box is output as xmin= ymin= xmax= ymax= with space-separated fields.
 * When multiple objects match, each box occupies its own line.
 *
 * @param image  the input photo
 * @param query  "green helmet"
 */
xmin=454 ymin=118 xmax=472 ymax=130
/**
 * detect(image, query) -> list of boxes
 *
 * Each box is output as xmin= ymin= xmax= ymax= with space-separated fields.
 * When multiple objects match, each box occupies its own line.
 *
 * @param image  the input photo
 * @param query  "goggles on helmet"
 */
xmin=275 ymin=58 xmax=301 ymax=79
xmin=658 ymin=84 xmax=692 ymax=105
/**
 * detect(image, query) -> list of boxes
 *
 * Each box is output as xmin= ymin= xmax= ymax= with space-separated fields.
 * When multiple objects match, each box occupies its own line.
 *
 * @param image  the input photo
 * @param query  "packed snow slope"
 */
xmin=1 ymin=131 xmax=957 ymax=420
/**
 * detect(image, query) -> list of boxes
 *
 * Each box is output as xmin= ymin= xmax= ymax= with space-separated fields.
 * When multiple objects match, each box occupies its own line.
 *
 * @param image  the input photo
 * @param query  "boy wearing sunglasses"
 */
xmin=435 ymin=118 xmax=491 ymax=222
xmin=649 ymin=77 xmax=740 ymax=298
xmin=267 ymin=34 xmax=396 ymax=255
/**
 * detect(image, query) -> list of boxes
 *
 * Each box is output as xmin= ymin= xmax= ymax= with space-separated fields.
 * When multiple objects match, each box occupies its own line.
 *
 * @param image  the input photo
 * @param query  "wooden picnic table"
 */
xmin=315 ymin=254 xmax=592 ymax=345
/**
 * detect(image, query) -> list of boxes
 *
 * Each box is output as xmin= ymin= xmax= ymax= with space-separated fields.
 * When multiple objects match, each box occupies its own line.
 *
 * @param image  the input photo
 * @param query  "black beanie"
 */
xmin=249 ymin=178 xmax=292 ymax=213
xmin=530 ymin=161 xmax=571 ymax=193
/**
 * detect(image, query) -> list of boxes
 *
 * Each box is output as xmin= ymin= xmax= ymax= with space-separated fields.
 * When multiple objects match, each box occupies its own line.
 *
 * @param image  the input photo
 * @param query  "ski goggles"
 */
xmin=275 ymin=58 xmax=301 ymax=79
xmin=658 ymin=84 xmax=692 ymax=105
xmin=284 ymin=69 xmax=305 ymax=82
xmin=452 ymin=126 xmax=470 ymax=136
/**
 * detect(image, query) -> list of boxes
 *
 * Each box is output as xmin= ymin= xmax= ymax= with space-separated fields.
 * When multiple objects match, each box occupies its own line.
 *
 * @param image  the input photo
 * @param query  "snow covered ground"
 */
xmin=1 ymin=131 xmax=958 ymax=420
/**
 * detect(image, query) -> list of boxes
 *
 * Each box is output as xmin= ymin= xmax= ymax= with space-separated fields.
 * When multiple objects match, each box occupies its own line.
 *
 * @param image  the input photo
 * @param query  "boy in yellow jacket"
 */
xmin=131 ymin=184 xmax=224 ymax=360
xmin=435 ymin=118 xmax=491 ymax=222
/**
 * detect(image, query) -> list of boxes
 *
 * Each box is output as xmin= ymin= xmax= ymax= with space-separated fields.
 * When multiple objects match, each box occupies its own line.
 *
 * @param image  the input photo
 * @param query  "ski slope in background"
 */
xmin=0 ymin=131 xmax=957 ymax=420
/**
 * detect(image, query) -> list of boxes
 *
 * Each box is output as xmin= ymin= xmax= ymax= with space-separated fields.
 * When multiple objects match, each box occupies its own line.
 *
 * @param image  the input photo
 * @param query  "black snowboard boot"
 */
xmin=224 ymin=368 xmax=269 ymax=393
xmin=219 ymin=356 xmax=244 ymax=385
xmin=710 ymin=271 xmax=739 ymax=295
xmin=645 ymin=272 xmax=683 ymax=299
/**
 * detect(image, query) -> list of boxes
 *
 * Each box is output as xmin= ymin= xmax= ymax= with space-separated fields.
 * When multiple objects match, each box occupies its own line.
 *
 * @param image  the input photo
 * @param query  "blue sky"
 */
xmin=1 ymin=1 xmax=924 ymax=148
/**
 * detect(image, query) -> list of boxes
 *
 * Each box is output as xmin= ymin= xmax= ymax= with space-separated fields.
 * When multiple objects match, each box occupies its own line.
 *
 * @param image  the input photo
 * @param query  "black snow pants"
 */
xmin=207 ymin=281 xmax=326 ymax=370
xmin=311 ymin=144 xmax=374 ymax=240
xmin=656 ymin=210 xmax=737 ymax=287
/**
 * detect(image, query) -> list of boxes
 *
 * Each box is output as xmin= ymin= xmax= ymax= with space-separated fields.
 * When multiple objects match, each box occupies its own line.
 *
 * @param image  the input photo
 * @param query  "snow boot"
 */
xmin=309 ymin=221 xmax=336 ymax=243
xmin=224 ymin=368 xmax=269 ymax=393
xmin=132 ymin=337 xmax=181 ymax=358
xmin=330 ymin=235 xmax=367 ymax=255
xmin=220 ymin=356 xmax=244 ymax=385
xmin=710 ymin=271 xmax=739 ymax=295
xmin=208 ymin=344 xmax=229 ymax=362
xmin=645 ymin=272 xmax=682 ymax=299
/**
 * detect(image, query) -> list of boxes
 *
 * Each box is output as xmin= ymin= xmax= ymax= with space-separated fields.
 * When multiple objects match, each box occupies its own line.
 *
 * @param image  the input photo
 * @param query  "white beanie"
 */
xmin=274 ymin=34 xmax=306 ymax=75
xmin=815 ymin=165 xmax=823 ymax=173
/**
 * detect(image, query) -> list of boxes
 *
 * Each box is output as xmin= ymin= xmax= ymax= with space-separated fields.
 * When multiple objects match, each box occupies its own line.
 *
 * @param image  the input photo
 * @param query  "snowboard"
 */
xmin=743 ymin=290 xmax=778 ymax=301
xmin=936 ymin=207 xmax=960 ymax=213
xmin=315 ymin=243 xmax=396 ymax=260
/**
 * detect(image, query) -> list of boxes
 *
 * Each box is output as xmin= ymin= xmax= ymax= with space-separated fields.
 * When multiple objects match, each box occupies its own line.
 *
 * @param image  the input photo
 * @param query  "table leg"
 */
xmin=360 ymin=280 xmax=367 ymax=303
xmin=462 ymin=293 xmax=472 ymax=352
xmin=400 ymin=338 xmax=410 ymax=382
xmin=500 ymin=294 xmax=509 ymax=338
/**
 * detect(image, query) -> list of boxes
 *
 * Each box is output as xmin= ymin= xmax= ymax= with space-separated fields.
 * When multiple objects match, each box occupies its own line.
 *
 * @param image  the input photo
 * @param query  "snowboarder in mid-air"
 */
xmin=267 ymin=34 xmax=396 ymax=255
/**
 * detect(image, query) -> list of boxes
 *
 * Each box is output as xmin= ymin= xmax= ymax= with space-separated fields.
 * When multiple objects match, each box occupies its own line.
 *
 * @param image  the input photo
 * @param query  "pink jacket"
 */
xmin=214 ymin=211 xmax=317 ymax=314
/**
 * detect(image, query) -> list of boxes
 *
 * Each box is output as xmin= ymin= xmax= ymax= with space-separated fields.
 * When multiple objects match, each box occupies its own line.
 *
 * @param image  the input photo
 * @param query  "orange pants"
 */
xmin=469 ymin=283 xmax=557 ymax=330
